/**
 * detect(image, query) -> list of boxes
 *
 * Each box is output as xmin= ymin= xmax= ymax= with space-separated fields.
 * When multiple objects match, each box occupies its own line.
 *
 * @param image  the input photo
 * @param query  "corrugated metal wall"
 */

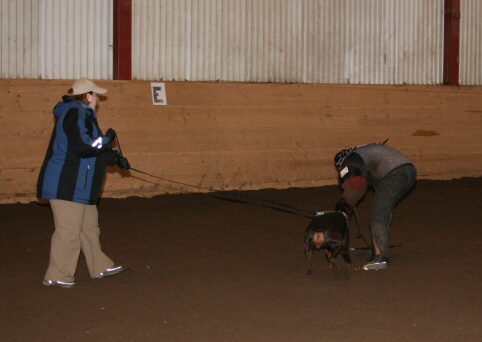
xmin=132 ymin=0 xmax=445 ymax=84
xmin=0 ymin=0 xmax=112 ymax=79
xmin=131 ymin=0 xmax=307 ymax=83
xmin=1 ymin=0 xmax=37 ymax=78
xmin=1 ymin=0 xmax=481 ymax=85
xmin=306 ymin=0 xmax=444 ymax=84
xmin=459 ymin=0 xmax=482 ymax=85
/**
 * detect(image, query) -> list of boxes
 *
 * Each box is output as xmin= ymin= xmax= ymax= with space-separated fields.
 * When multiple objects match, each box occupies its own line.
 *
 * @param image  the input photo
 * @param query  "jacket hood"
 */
xmin=53 ymin=96 xmax=94 ymax=119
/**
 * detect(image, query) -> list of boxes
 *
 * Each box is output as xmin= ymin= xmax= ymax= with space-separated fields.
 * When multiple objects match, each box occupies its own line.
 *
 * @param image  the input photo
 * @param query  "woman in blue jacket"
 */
xmin=37 ymin=78 xmax=130 ymax=288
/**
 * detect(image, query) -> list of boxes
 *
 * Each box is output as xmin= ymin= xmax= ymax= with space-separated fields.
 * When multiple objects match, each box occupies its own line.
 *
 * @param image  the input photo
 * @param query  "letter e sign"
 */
xmin=151 ymin=82 xmax=167 ymax=105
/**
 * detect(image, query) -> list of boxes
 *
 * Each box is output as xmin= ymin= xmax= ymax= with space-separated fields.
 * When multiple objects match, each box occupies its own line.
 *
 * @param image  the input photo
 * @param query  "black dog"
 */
xmin=303 ymin=198 xmax=360 ymax=274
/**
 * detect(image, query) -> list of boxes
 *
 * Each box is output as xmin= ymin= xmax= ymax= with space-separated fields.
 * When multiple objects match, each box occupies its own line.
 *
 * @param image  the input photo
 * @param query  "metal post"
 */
xmin=443 ymin=0 xmax=460 ymax=86
xmin=113 ymin=0 xmax=132 ymax=80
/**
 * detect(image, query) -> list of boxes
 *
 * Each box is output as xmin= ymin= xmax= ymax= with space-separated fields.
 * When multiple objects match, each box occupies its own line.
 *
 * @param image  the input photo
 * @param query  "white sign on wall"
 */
xmin=151 ymin=82 xmax=167 ymax=105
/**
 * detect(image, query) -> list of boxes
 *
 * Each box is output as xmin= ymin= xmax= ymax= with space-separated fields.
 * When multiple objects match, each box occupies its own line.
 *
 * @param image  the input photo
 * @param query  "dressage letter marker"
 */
xmin=151 ymin=82 xmax=167 ymax=105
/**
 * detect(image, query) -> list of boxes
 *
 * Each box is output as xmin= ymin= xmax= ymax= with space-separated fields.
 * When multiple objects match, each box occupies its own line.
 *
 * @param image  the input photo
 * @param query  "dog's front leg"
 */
xmin=304 ymin=249 xmax=314 ymax=275
xmin=323 ymin=250 xmax=334 ymax=269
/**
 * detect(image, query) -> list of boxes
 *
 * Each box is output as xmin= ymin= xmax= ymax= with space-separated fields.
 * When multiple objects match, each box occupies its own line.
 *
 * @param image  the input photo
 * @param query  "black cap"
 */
xmin=334 ymin=148 xmax=354 ymax=169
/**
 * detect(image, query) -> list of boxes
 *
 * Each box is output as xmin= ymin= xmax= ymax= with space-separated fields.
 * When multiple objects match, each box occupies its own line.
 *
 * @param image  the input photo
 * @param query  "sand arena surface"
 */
xmin=1 ymin=178 xmax=481 ymax=341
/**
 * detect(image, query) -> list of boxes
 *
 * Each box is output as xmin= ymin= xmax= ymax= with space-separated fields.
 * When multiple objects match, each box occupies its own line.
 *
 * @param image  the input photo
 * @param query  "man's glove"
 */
xmin=117 ymin=156 xmax=130 ymax=170
xmin=105 ymin=128 xmax=116 ymax=143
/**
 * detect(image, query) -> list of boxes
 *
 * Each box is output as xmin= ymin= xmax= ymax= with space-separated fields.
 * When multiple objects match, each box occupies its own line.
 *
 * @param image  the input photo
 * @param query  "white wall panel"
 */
xmin=0 ymin=0 xmax=112 ymax=79
xmin=132 ymin=0 xmax=445 ymax=84
xmin=300 ymin=0 xmax=444 ymax=84
xmin=1 ymin=0 xmax=37 ymax=78
xmin=133 ymin=0 xmax=186 ymax=81
xmin=459 ymin=0 xmax=482 ymax=85
xmin=133 ymin=0 xmax=305 ymax=82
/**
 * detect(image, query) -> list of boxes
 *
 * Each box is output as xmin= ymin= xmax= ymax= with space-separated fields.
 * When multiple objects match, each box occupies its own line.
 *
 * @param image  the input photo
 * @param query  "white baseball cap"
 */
xmin=71 ymin=78 xmax=107 ymax=95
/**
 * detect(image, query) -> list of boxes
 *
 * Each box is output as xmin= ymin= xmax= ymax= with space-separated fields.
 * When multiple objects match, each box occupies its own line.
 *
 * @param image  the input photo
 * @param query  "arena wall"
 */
xmin=1 ymin=79 xmax=481 ymax=204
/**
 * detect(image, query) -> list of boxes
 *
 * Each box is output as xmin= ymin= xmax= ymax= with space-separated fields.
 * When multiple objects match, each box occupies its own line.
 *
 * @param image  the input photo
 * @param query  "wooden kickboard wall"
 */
xmin=1 ymin=79 xmax=481 ymax=204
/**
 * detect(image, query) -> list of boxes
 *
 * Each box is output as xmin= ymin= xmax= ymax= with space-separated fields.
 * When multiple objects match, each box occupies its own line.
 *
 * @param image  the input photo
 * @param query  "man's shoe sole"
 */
xmin=363 ymin=262 xmax=388 ymax=271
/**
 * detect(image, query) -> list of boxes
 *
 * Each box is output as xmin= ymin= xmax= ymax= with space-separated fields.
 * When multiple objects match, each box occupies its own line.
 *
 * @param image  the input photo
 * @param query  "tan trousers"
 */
xmin=44 ymin=199 xmax=114 ymax=282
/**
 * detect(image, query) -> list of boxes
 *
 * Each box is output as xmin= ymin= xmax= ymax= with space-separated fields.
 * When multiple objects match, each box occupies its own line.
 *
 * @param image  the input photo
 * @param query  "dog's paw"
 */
xmin=349 ymin=264 xmax=361 ymax=271
xmin=329 ymin=259 xmax=341 ymax=270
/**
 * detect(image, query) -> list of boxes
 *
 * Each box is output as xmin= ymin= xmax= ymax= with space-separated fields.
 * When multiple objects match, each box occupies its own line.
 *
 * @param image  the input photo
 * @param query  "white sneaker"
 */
xmin=94 ymin=265 xmax=124 ymax=279
xmin=42 ymin=279 xmax=75 ymax=288
xmin=362 ymin=256 xmax=388 ymax=271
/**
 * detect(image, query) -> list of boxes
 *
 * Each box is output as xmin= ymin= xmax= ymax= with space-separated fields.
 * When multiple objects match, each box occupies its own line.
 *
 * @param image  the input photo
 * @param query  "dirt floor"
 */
xmin=1 ymin=178 xmax=481 ymax=341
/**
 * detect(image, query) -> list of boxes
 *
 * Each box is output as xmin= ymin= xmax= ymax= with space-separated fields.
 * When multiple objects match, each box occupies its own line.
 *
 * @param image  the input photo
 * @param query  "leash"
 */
xmin=350 ymin=205 xmax=402 ymax=251
xmin=114 ymin=135 xmax=390 ymax=249
xmin=352 ymin=206 xmax=371 ymax=249
xmin=127 ymin=165 xmax=385 ymax=249
xmin=130 ymin=166 xmax=320 ymax=218
xmin=114 ymin=135 xmax=320 ymax=218
xmin=116 ymin=135 xmax=324 ymax=218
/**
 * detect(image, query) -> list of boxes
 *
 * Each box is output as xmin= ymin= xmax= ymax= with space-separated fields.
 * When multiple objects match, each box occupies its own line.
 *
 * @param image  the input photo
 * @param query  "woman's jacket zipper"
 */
xmin=84 ymin=165 xmax=90 ymax=189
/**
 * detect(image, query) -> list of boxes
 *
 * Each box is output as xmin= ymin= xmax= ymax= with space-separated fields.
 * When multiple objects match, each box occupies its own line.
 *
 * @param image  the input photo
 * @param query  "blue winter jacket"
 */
xmin=37 ymin=96 xmax=118 ymax=205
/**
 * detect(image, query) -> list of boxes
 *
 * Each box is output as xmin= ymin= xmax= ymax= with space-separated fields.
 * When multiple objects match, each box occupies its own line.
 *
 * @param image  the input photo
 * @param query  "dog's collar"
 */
xmin=316 ymin=210 xmax=349 ymax=221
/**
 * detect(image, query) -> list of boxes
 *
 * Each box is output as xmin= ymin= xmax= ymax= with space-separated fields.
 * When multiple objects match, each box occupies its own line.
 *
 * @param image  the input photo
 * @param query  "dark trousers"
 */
xmin=369 ymin=163 xmax=417 ymax=259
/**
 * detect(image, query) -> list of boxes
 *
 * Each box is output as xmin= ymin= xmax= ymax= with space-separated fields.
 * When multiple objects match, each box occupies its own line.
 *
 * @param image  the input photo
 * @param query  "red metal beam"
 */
xmin=113 ymin=0 xmax=132 ymax=80
xmin=443 ymin=0 xmax=460 ymax=85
